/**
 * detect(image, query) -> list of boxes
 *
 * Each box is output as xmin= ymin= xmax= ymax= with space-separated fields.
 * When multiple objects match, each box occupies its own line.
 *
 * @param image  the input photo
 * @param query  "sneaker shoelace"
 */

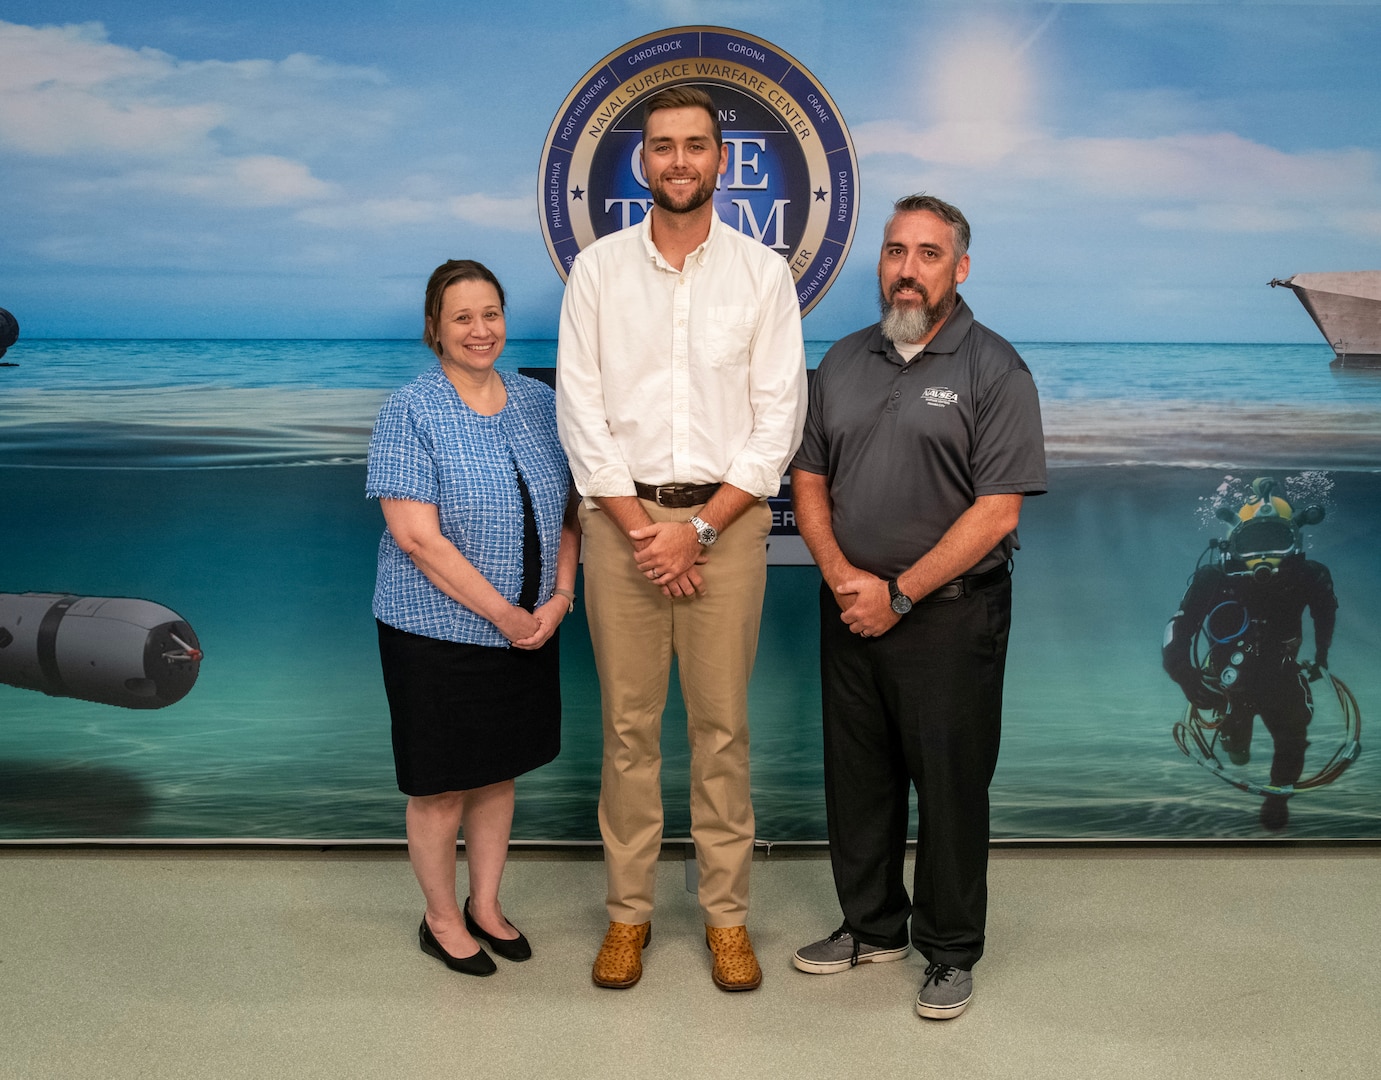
xmin=922 ymin=962 xmax=957 ymax=987
xmin=826 ymin=926 xmax=862 ymax=967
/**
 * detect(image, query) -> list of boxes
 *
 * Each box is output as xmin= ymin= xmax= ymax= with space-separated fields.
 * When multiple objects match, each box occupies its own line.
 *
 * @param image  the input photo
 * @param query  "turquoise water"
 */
xmin=5 ymin=339 xmax=1378 ymax=403
xmin=1 ymin=340 xmax=1378 ymax=840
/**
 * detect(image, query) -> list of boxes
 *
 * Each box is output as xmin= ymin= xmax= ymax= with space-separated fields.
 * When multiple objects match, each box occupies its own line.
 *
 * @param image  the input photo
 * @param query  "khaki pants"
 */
xmin=580 ymin=498 xmax=770 ymax=927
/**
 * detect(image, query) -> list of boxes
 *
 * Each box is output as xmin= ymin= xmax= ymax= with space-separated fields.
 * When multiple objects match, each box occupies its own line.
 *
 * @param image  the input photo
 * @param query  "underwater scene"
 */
xmin=2 ymin=339 xmax=1379 ymax=841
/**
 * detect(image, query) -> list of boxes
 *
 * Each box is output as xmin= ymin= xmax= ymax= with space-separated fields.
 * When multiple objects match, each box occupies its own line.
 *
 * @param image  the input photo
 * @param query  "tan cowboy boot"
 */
xmin=592 ymin=921 xmax=651 ymax=989
xmin=705 ymin=924 xmax=762 ymax=991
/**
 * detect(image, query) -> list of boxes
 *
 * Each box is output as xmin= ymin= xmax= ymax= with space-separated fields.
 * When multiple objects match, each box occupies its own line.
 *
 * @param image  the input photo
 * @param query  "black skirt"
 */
xmin=376 ymin=619 xmax=561 ymax=795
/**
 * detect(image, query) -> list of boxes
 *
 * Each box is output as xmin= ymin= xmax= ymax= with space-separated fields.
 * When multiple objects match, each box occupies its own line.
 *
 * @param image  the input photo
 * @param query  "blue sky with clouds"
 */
xmin=2 ymin=1 xmax=1378 ymax=341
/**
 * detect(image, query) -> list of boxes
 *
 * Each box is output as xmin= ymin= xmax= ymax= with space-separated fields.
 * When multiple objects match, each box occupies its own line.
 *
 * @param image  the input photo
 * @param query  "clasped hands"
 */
xmin=499 ymin=594 xmax=570 ymax=650
xmin=630 ymin=520 xmax=709 ymax=598
xmin=835 ymin=572 xmax=901 ymax=639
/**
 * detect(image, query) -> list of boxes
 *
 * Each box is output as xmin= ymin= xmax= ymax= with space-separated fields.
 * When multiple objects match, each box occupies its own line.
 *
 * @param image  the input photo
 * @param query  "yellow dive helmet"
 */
xmin=1217 ymin=477 xmax=1321 ymax=579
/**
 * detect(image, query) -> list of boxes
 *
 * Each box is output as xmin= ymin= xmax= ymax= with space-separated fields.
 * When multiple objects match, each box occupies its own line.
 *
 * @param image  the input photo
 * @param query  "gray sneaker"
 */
xmin=792 ymin=925 xmax=910 ymax=974
xmin=915 ymin=962 xmax=973 ymax=1019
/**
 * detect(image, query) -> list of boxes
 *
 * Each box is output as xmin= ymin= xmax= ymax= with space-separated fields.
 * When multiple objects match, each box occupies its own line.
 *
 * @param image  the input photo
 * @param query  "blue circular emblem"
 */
xmin=539 ymin=26 xmax=859 ymax=315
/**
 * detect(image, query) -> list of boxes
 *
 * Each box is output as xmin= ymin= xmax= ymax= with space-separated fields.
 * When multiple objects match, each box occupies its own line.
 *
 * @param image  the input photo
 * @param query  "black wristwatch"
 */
xmin=888 ymin=578 xmax=913 ymax=615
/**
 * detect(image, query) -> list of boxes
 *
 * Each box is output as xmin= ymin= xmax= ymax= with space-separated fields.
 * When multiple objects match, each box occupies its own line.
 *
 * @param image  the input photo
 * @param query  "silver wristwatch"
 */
xmin=689 ymin=516 xmax=718 ymax=547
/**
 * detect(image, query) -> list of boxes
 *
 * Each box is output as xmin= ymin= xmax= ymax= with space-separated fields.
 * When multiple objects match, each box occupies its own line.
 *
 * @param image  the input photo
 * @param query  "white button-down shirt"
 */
xmin=556 ymin=211 xmax=807 ymax=501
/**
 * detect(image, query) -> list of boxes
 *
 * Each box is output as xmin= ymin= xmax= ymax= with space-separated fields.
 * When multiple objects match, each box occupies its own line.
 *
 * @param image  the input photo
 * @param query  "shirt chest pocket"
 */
xmin=701 ymin=304 xmax=757 ymax=369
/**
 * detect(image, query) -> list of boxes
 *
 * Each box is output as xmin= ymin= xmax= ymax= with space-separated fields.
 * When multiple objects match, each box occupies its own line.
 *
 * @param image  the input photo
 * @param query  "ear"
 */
xmin=955 ymin=253 xmax=971 ymax=285
xmin=717 ymin=141 xmax=729 ymax=176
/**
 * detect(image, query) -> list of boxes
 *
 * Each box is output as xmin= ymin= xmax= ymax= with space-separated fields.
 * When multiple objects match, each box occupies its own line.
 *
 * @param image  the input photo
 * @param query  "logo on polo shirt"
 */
xmin=537 ymin=26 xmax=859 ymax=315
xmin=923 ymin=387 xmax=960 ymax=408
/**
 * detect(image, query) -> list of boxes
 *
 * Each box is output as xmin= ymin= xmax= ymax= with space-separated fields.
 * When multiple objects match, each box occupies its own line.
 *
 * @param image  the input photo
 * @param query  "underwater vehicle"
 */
xmin=1269 ymin=271 xmax=1381 ymax=367
xmin=0 ymin=306 xmax=17 ymax=364
xmin=0 ymin=593 xmax=202 ymax=709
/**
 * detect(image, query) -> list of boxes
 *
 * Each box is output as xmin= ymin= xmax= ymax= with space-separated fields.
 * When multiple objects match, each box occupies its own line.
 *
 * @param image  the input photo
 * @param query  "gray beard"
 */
xmin=879 ymin=301 xmax=934 ymax=345
xmin=878 ymin=282 xmax=956 ymax=345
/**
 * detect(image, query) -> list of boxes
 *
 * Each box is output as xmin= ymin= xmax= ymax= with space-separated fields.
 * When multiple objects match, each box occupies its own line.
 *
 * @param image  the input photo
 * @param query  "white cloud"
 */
xmin=297 ymin=198 xmax=438 ymax=229
xmin=856 ymin=19 xmax=1381 ymax=238
xmin=447 ymin=193 xmax=534 ymax=230
xmin=857 ymin=118 xmax=1037 ymax=171
xmin=0 ymin=17 xmax=540 ymax=243
xmin=0 ymin=22 xmax=220 ymax=155
xmin=1049 ymin=134 xmax=1374 ymax=203
xmin=0 ymin=20 xmax=380 ymax=207
xmin=0 ymin=21 xmax=163 ymax=92
xmin=122 ymin=155 xmax=337 ymax=206
xmin=627 ymin=0 xmax=792 ymax=20
xmin=296 ymin=190 xmax=534 ymax=232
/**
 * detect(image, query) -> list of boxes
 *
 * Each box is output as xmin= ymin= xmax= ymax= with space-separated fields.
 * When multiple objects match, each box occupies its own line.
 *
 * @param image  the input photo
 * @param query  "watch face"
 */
xmin=888 ymin=580 xmax=912 ymax=614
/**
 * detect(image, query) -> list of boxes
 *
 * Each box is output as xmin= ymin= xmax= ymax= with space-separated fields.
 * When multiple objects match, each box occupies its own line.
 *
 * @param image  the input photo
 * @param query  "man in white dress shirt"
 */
xmin=557 ymin=85 xmax=806 ymax=993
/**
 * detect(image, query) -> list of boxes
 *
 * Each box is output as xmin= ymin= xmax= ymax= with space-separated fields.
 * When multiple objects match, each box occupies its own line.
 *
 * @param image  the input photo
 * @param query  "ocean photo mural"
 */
xmin=4 ymin=339 xmax=1378 ymax=841
xmin=2 ymin=2 xmax=1379 ymax=841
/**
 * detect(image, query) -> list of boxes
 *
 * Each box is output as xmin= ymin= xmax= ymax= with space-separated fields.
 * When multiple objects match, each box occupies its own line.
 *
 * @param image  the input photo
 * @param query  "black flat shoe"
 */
xmin=464 ymin=897 xmax=532 ymax=961
xmin=419 ymin=917 xmax=496 ymax=976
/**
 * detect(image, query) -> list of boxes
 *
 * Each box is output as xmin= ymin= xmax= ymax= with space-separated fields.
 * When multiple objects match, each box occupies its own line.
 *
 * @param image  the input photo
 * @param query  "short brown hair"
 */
xmin=642 ymin=85 xmax=722 ymax=147
xmin=422 ymin=259 xmax=505 ymax=356
xmin=888 ymin=194 xmax=971 ymax=258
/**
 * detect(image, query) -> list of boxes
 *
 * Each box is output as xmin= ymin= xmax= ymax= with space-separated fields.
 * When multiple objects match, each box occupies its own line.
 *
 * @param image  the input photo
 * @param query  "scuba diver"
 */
xmin=1163 ymin=478 xmax=1338 ymax=831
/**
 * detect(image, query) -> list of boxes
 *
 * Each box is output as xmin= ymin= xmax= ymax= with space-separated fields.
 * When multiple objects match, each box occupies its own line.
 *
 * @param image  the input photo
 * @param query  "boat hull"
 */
xmin=1271 ymin=271 xmax=1381 ymax=366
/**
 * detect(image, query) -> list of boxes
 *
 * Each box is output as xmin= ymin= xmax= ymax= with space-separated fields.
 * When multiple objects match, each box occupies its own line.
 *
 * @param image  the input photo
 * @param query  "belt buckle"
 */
xmin=932 ymin=581 xmax=963 ymax=602
xmin=653 ymin=484 xmax=677 ymax=507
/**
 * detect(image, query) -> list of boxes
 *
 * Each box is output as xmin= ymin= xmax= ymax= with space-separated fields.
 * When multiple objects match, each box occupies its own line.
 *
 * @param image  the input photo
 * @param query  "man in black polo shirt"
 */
xmin=789 ymin=194 xmax=1046 ymax=1020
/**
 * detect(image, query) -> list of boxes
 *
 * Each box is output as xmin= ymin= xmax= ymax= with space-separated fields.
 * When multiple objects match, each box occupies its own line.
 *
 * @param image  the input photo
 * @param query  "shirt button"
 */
xmin=892 ymin=390 xmax=901 ymax=398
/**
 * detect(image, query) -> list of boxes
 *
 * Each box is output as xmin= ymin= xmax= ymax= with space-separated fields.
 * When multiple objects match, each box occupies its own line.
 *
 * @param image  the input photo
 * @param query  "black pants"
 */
xmin=819 ymin=573 xmax=1011 ymax=970
xmin=1221 ymin=669 xmax=1314 ymax=788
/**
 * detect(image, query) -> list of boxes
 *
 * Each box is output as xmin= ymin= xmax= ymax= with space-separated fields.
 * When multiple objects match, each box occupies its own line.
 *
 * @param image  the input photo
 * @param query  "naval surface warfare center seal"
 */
xmin=538 ymin=26 xmax=859 ymax=316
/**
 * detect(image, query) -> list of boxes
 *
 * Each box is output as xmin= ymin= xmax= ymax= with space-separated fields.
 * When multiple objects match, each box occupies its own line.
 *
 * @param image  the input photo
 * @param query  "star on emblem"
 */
xmin=814 ymin=187 xmax=828 ymax=202
xmin=571 ymin=186 xmax=585 ymax=200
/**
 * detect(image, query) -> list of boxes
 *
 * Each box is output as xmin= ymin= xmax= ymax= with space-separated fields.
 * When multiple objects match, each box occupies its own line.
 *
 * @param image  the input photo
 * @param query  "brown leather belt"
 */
xmin=918 ymin=561 xmax=1011 ymax=604
xmin=634 ymin=481 xmax=722 ymax=508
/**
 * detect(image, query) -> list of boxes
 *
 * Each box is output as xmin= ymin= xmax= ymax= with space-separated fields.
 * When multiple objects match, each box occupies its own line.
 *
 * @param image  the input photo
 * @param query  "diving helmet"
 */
xmin=1215 ymin=477 xmax=1324 ymax=579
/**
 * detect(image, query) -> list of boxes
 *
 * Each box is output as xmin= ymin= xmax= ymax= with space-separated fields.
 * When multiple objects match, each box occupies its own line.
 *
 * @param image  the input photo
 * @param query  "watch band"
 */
xmin=689 ymin=515 xmax=718 ymax=547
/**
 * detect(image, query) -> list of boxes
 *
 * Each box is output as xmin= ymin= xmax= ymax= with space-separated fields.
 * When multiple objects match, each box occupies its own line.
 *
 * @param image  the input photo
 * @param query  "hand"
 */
xmin=511 ymin=596 xmax=569 ymax=650
xmin=836 ymin=574 xmax=900 ymax=638
xmin=1183 ymin=677 xmax=1224 ymax=711
xmin=495 ymin=605 xmax=541 ymax=645
xmin=660 ymin=566 xmax=706 ymax=599
xmin=630 ymin=520 xmax=707 ymax=591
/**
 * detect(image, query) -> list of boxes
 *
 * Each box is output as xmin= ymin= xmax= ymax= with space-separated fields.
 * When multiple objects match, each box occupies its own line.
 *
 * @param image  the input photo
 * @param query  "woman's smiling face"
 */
xmin=430 ymin=279 xmax=506 ymax=378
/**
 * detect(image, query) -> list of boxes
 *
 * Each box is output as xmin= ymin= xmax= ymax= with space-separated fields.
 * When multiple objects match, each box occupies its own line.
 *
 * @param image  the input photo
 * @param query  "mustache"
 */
xmin=887 ymin=277 xmax=930 ymax=302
